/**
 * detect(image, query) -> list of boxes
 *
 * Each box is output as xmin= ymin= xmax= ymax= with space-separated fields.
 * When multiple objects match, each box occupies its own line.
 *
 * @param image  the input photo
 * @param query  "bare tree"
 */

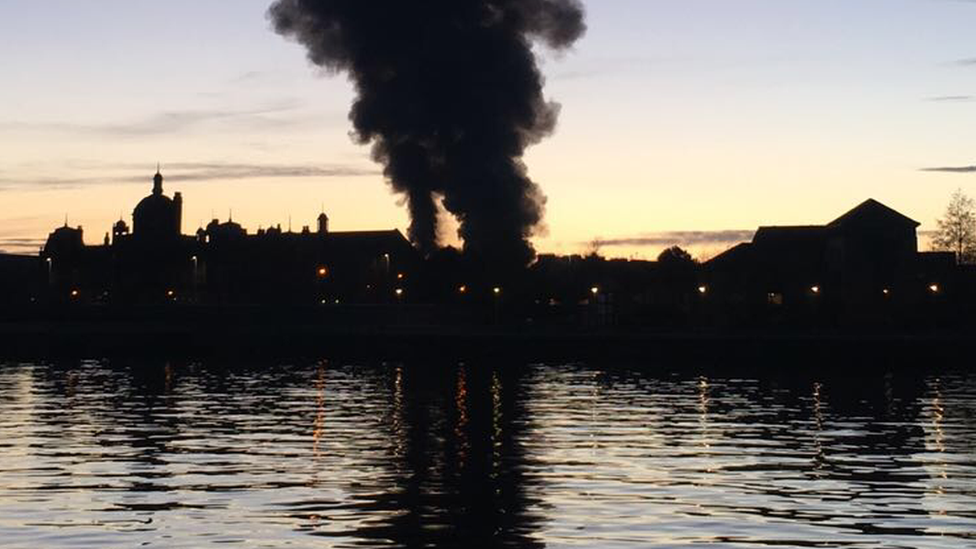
xmin=585 ymin=238 xmax=604 ymax=259
xmin=933 ymin=188 xmax=976 ymax=264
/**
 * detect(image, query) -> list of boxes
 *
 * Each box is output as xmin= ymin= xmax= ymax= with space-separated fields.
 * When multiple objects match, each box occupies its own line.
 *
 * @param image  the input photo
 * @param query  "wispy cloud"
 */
xmin=165 ymin=162 xmax=380 ymax=182
xmin=589 ymin=230 xmax=755 ymax=248
xmin=927 ymin=95 xmax=974 ymax=102
xmin=0 ymin=161 xmax=380 ymax=190
xmin=0 ymin=237 xmax=46 ymax=254
xmin=922 ymin=165 xmax=976 ymax=173
xmin=955 ymin=58 xmax=976 ymax=66
xmin=0 ymin=100 xmax=325 ymax=138
xmin=231 ymin=70 xmax=267 ymax=83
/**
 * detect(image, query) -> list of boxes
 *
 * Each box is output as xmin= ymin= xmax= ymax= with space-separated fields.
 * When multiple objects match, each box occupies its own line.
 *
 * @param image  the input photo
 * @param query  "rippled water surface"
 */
xmin=1 ymin=360 xmax=975 ymax=548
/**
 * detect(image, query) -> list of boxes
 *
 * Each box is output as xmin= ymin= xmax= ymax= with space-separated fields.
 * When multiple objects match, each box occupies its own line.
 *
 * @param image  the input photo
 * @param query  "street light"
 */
xmin=492 ymin=286 xmax=501 ymax=324
xmin=317 ymin=266 xmax=329 ymax=278
xmin=458 ymin=285 xmax=467 ymax=294
xmin=810 ymin=285 xmax=820 ymax=295
xmin=191 ymin=256 xmax=199 ymax=302
xmin=591 ymin=286 xmax=600 ymax=296
xmin=929 ymin=284 xmax=940 ymax=294
xmin=698 ymin=285 xmax=708 ymax=295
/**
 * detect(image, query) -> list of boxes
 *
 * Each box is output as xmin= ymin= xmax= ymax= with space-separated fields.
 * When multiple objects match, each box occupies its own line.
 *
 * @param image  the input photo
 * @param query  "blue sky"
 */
xmin=1 ymin=0 xmax=975 ymax=257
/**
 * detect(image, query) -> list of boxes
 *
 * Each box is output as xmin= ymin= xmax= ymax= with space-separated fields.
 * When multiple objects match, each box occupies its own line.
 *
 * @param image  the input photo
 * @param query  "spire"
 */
xmin=317 ymin=208 xmax=329 ymax=234
xmin=152 ymin=165 xmax=164 ymax=196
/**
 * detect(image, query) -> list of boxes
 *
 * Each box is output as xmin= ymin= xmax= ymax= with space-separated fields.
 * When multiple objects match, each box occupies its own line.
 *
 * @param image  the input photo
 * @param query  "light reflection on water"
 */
xmin=1 ymin=360 xmax=975 ymax=548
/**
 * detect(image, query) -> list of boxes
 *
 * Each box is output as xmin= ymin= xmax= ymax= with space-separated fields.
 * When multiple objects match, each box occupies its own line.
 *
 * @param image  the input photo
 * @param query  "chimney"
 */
xmin=174 ymin=192 xmax=183 ymax=234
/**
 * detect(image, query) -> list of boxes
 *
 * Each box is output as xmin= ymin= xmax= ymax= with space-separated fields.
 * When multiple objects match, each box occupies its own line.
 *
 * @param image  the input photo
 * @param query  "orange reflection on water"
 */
xmin=455 ymin=366 xmax=469 ymax=466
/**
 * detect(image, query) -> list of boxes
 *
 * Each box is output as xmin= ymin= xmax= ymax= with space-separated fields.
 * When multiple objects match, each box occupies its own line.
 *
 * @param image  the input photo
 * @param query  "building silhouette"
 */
xmin=38 ymin=170 xmax=419 ymax=305
xmin=3 ymin=184 xmax=974 ymax=330
xmin=704 ymin=199 xmax=963 ymax=325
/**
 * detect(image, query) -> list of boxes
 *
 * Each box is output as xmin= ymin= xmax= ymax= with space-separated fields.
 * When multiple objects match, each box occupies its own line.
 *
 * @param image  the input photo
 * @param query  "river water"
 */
xmin=0 ymin=360 xmax=974 ymax=548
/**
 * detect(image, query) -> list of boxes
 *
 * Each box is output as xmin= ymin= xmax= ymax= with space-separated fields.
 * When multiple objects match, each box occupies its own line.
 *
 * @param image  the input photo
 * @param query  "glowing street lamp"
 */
xmin=698 ymin=285 xmax=708 ymax=295
xmin=492 ymin=286 xmax=501 ymax=324
xmin=929 ymin=284 xmax=940 ymax=294
xmin=316 ymin=266 xmax=329 ymax=278
xmin=810 ymin=285 xmax=820 ymax=295
xmin=591 ymin=286 xmax=600 ymax=296
xmin=458 ymin=285 xmax=467 ymax=294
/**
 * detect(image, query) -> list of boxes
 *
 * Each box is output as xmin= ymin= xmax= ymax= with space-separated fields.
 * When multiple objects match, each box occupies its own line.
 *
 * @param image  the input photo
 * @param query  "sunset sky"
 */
xmin=2 ymin=0 xmax=975 ymax=259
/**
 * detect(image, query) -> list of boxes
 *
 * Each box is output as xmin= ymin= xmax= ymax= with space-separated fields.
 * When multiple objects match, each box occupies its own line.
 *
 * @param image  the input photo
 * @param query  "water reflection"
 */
xmin=330 ymin=361 xmax=545 ymax=547
xmin=0 ymin=361 xmax=975 ymax=547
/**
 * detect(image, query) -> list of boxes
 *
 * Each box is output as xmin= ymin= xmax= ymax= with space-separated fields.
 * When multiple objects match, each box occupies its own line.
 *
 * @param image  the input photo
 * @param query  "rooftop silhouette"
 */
xmin=0 ymin=182 xmax=974 ymax=342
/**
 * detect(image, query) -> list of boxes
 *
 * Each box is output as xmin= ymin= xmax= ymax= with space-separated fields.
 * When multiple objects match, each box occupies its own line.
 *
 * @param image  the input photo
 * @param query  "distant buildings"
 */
xmin=704 ymin=199 xmax=963 ymax=325
xmin=37 ymin=170 xmax=419 ymax=305
xmin=1 ymin=182 xmax=972 ymax=329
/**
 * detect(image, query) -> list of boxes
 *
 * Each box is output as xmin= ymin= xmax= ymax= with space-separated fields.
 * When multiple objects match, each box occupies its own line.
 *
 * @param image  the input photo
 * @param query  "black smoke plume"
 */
xmin=268 ymin=0 xmax=586 ymax=267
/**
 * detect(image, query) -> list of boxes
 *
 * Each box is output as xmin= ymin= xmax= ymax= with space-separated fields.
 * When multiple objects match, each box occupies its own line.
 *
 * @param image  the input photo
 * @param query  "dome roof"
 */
xmin=132 ymin=171 xmax=180 ymax=238
xmin=134 ymin=192 xmax=174 ymax=214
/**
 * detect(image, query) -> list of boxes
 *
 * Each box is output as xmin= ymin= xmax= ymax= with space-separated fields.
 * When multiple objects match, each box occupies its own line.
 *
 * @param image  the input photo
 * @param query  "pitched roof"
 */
xmin=827 ymin=199 xmax=919 ymax=229
xmin=705 ymin=242 xmax=753 ymax=267
xmin=753 ymin=225 xmax=828 ymax=245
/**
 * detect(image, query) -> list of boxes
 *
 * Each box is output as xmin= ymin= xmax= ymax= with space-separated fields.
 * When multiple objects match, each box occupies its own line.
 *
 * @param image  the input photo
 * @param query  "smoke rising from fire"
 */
xmin=268 ymin=0 xmax=585 ymax=267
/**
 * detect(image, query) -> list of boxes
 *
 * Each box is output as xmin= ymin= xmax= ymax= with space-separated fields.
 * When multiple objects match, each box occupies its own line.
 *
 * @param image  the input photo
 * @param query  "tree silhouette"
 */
xmin=657 ymin=246 xmax=694 ymax=266
xmin=657 ymin=246 xmax=698 ymax=296
xmin=932 ymin=189 xmax=976 ymax=264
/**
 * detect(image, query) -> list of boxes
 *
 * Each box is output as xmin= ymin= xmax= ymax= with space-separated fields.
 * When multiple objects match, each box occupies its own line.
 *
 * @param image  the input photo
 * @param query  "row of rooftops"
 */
xmin=42 ymin=170 xmax=412 ymax=254
xmin=35 ymin=170 xmax=927 ymax=265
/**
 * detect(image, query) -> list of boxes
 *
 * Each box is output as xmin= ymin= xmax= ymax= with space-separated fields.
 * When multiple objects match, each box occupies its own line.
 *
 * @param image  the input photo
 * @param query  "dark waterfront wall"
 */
xmin=2 ymin=304 xmax=975 ymax=366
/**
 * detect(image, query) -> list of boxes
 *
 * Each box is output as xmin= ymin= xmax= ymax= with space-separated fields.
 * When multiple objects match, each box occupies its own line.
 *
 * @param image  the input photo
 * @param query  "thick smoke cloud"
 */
xmin=268 ymin=0 xmax=586 ymax=267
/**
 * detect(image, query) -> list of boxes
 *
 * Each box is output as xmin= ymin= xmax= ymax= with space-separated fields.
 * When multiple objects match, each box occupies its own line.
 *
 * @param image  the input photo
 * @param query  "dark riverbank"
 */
xmin=1 ymin=307 xmax=973 ymax=365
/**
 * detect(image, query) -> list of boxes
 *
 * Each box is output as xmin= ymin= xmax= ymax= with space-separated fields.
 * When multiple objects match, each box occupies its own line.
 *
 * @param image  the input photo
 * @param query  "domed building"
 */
xmin=34 ymin=167 xmax=419 ymax=305
xmin=133 ymin=170 xmax=182 ymax=239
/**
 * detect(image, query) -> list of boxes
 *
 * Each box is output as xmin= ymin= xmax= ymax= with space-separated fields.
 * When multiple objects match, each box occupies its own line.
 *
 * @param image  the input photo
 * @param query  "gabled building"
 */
xmin=704 ymin=199 xmax=956 ymax=323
